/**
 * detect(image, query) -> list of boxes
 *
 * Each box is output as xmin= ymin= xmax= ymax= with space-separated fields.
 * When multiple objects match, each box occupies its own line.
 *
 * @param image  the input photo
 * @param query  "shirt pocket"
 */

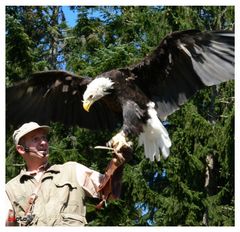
xmin=52 ymin=178 xmax=78 ymax=207
xmin=52 ymin=177 xmax=85 ymax=215
xmin=60 ymin=212 xmax=87 ymax=226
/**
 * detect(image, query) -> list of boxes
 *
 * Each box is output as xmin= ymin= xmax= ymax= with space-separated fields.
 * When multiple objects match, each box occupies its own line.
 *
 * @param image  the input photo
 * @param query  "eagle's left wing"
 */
xmin=129 ymin=30 xmax=234 ymax=120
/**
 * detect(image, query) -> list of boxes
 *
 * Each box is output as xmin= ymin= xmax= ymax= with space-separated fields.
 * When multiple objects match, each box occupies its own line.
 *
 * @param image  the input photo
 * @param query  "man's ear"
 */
xmin=16 ymin=145 xmax=26 ymax=155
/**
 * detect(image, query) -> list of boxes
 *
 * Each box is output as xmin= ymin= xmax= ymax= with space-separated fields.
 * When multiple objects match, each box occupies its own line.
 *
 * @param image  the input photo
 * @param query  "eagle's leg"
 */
xmin=107 ymin=130 xmax=132 ymax=152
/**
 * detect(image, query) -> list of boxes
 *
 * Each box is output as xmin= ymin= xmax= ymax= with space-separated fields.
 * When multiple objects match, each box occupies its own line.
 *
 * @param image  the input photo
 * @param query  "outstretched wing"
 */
xmin=130 ymin=30 xmax=234 ymax=120
xmin=7 ymin=70 xmax=121 ymax=129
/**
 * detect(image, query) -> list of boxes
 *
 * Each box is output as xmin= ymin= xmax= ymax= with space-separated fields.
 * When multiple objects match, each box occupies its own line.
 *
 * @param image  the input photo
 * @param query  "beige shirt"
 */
xmin=6 ymin=163 xmax=103 ymax=212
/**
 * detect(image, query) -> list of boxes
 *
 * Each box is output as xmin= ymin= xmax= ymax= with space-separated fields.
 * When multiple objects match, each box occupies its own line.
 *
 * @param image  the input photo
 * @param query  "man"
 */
xmin=6 ymin=122 xmax=127 ymax=226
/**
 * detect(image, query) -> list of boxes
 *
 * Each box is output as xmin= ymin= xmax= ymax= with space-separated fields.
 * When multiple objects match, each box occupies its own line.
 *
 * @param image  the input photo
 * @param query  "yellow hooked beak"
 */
xmin=83 ymin=100 xmax=93 ymax=112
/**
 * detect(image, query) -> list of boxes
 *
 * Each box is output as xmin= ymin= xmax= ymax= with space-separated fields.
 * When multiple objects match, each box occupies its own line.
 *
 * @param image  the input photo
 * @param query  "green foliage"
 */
xmin=6 ymin=14 xmax=34 ymax=85
xmin=6 ymin=6 xmax=234 ymax=226
xmin=6 ymin=6 xmax=68 ymax=86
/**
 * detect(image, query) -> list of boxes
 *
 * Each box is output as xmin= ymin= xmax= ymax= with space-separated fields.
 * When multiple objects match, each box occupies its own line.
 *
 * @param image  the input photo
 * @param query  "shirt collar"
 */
xmin=25 ymin=162 xmax=50 ymax=176
xmin=19 ymin=163 xmax=61 ymax=183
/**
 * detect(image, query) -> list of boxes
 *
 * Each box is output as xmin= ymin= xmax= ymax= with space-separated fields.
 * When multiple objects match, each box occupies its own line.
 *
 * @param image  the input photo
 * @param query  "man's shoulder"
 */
xmin=59 ymin=161 xmax=78 ymax=169
xmin=63 ymin=161 xmax=78 ymax=166
xmin=50 ymin=162 xmax=79 ymax=185
xmin=49 ymin=161 xmax=79 ymax=175
xmin=6 ymin=173 xmax=22 ymax=187
xmin=50 ymin=161 xmax=77 ymax=169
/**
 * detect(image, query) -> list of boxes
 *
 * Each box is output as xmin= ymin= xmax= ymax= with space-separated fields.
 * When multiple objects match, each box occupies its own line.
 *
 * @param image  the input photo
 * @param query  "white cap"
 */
xmin=13 ymin=122 xmax=50 ymax=145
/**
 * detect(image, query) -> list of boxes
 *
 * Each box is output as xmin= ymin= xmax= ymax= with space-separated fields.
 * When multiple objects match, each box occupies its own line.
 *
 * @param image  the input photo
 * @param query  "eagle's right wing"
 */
xmin=7 ymin=70 xmax=121 ymax=130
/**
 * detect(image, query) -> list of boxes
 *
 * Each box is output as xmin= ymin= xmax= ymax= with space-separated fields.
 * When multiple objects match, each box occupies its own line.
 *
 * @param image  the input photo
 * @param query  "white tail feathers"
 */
xmin=138 ymin=102 xmax=172 ymax=162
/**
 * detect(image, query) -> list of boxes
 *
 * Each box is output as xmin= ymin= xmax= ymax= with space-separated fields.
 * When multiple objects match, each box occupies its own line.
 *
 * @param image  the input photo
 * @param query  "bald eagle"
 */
xmin=7 ymin=30 xmax=234 ymax=161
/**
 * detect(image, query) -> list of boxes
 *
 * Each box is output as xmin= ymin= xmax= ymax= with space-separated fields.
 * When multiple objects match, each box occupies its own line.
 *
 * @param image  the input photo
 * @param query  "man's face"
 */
xmin=21 ymin=128 xmax=49 ymax=161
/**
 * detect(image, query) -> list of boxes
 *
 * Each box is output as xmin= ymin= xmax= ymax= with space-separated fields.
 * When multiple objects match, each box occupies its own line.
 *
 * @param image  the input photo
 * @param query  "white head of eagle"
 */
xmin=83 ymin=77 xmax=114 ymax=111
